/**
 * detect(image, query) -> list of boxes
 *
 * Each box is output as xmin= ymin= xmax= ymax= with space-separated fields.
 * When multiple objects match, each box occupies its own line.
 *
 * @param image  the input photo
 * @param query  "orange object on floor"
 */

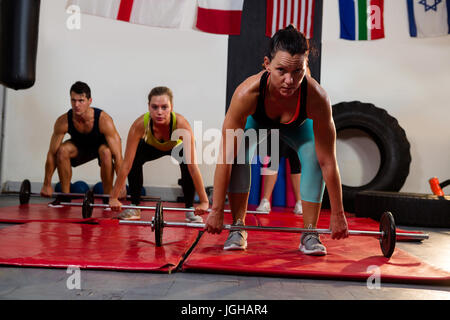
xmin=429 ymin=177 xmax=445 ymax=196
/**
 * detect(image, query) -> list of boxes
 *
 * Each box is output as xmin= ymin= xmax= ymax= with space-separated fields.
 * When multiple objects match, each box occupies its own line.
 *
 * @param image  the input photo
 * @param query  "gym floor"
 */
xmin=0 ymin=195 xmax=448 ymax=301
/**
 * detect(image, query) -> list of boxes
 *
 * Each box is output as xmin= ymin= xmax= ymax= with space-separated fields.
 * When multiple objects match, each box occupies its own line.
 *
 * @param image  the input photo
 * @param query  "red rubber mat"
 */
xmin=0 ymin=221 xmax=197 ymax=272
xmin=182 ymin=211 xmax=450 ymax=285
xmin=0 ymin=209 xmax=259 ymax=272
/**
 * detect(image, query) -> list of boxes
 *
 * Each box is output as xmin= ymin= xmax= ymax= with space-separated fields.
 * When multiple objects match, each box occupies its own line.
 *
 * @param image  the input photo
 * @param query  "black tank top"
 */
xmin=67 ymin=107 xmax=107 ymax=147
xmin=251 ymin=71 xmax=308 ymax=128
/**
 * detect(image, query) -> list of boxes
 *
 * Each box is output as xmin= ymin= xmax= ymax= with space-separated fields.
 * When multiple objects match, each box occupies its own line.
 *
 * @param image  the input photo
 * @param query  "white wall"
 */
xmin=322 ymin=0 xmax=450 ymax=193
xmin=2 ymin=0 xmax=227 ymax=190
xmin=2 ymin=0 xmax=449 ymax=195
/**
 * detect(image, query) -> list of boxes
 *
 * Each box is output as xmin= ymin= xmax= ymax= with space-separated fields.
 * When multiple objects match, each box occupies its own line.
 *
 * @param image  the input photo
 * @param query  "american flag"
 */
xmin=266 ymin=0 xmax=316 ymax=38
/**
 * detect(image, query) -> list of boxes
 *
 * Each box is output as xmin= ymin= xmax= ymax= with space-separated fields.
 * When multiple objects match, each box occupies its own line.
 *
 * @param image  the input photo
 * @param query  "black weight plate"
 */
xmin=154 ymin=201 xmax=163 ymax=247
xmin=82 ymin=190 xmax=94 ymax=219
xmin=379 ymin=211 xmax=396 ymax=258
xmin=19 ymin=179 xmax=31 ymax=205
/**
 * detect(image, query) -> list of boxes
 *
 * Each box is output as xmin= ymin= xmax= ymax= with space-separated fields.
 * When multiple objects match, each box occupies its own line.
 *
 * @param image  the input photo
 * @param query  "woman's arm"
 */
xmin=109 ymin=115 xmax=145 ymax=210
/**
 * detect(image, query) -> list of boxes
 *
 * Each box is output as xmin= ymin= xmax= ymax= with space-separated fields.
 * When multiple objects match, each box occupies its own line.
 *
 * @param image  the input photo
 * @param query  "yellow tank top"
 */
xmin=143 ymin=112 xmax=182 ymax=151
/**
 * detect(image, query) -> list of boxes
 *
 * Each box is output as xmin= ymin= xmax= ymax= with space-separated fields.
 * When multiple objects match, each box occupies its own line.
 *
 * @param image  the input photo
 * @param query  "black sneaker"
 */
xmin=48 ymin=195 xmax=71 ymax=208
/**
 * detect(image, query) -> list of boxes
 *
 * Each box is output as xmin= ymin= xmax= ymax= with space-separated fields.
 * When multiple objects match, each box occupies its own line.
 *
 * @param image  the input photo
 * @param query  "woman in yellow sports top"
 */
xmin=109 ymin=86 xmax=209 ymax=222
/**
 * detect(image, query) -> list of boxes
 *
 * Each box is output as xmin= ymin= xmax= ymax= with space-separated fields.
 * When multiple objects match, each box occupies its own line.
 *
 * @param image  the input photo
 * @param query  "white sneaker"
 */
xmin=293 ymin=200 xmax=303 ymax=215
xmin=256 ymin=198 xmax=271 ymax=212
xmin=185 ymin=210 xmax=203 ymax=223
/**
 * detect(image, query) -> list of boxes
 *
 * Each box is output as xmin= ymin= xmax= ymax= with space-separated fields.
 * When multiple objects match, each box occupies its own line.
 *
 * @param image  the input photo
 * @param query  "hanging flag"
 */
xmin=196 ymin=0 xmax=245 ymax=35
xmin=266 ymin=0 xmax=316 ymax=38
xmin=339 ymin=0 xmax=385 ymax=40
xmin=66 ymin=0 xmax=190 ymax=29
xmin=407 ymin=0 xmax=450 ymax=38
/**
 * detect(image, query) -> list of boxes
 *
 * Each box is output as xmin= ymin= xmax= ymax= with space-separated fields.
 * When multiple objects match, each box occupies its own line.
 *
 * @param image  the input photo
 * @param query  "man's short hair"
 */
xmin=70 ymin=81 xmax=91 ymax=99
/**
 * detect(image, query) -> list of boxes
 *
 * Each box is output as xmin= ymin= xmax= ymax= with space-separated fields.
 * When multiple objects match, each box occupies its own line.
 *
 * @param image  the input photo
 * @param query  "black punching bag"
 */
xmin=0 ymin=0 xmax=40 ymax=90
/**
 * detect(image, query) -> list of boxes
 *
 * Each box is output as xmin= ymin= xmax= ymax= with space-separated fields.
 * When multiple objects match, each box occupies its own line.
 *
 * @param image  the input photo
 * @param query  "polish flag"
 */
xmin=66 ymin=0 xmax=189 ymax=29
xmin=196 ymin=0 xmax=245 ymax=35
xmin=266 ymin=0 xmax=316 ymax=38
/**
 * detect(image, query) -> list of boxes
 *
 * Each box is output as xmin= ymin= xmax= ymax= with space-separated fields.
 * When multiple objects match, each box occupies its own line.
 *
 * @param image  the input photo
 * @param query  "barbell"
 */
xmin=61 ymin=190 xmax=269 ymax=219
xmin=14 ymin=179 xmax=160 ymax=205
xmin=15 ymin=183 xmax=430 ymax=258
xmin=114 ymin=201 xmax=428 ymax=258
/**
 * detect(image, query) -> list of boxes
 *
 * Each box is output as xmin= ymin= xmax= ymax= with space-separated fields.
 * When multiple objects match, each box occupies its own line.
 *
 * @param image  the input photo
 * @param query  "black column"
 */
xmin=225 ymin=0 xmax=323 ymax=112
xmin=308 ymin=0 xmax=323 ymax=84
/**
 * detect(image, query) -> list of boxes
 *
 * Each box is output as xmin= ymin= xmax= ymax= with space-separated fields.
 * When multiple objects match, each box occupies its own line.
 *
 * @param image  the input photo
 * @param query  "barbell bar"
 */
xmin=61 ymin=190 xmax=269 ymax=219
xmin=116 ymin=203 xmax=429 ymax=258
xmin=14 ymin=179 xmax=160 ymax=205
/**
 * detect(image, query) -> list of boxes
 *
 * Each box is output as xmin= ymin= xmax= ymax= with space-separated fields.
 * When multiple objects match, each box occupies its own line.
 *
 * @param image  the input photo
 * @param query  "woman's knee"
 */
xmin=297 ymin=141 xmax=324 ymax=202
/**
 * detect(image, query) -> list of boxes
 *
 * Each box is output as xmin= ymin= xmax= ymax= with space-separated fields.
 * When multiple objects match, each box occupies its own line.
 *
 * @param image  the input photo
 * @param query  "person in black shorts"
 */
xmin=41 ymin=81 xmax=125 ymax=203
xmin=108 ymin=86 xmax=208 ymax=222
xmin=256 ymin=139 xmax=303 ymax=214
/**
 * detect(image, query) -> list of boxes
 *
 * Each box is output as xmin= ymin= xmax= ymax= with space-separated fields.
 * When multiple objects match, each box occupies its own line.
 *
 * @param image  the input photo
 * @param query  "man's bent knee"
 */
xmin=98 ymin=146 xmax=113 ymax=166
xmin=56 ymin=145 xmax=74 ymax=165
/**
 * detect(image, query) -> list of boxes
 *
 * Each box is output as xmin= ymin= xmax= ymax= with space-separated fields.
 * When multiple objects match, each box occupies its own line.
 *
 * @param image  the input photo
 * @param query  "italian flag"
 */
xmin=339 ymin=0 xmax=385 ymax=40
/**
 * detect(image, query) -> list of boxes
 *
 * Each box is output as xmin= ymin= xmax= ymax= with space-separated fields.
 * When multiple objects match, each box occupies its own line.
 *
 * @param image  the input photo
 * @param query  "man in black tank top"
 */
xmin=40 ymin=81 xmax=125 ymax=203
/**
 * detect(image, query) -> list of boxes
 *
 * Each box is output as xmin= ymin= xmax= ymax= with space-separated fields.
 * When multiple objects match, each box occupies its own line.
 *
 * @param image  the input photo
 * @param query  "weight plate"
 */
xmin=154 ymin=201 xmax=163 ymax=247
xmin=379 ymin=211 xmax=396 ymax=258
xmin=82 ymin=190 xmax=94 ymax=219
xmin=19 ymin=179 xmax=31 ymax=205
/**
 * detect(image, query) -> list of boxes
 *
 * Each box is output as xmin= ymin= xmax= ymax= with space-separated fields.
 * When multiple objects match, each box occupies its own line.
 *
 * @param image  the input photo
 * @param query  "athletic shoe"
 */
xmin=293 ymin=200 xmax=303 ymax=215
xmin=223 ymin=220 xmax=247 ymax=250
xmin=299 ymin=230 xmax=327 ymax=256
xmin=48 ymin=195 xmax=70 ymax=208
xmin=118 ymin=209 xmax=141 ymax=220
xmin=185 ymin=209 xmax=203 ymax=223
xmin=256 ymin=198 xmax=271 ymax=212
xmin=48 ymin=199 xmax=63 ymax=208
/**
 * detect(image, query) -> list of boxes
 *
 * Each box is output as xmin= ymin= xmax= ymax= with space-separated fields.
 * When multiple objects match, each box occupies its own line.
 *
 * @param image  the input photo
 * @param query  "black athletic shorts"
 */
xmin=68 ymin=139 xmax=103 ymax=167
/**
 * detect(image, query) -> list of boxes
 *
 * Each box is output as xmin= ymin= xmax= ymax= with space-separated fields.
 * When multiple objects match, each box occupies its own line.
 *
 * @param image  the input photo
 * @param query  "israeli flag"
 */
xmin=407 ymin=0 xmax=450 ymax=37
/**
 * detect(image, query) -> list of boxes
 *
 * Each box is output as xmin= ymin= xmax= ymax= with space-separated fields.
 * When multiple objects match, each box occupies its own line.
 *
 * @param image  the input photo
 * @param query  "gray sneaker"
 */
xmin=185 ymin=210 xmax=203 ymax=223
xmin=299 ymin=232 xmax=327 ymax=256
xmin=223 ymin=220 xmax=247 ymax=250
xmin=118 ymin=209 xmax=141 ymax=220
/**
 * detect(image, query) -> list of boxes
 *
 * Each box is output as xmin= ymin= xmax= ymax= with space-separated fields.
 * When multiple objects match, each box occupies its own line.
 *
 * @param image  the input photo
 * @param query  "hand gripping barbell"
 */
xmin=115 ymin=201 xmax=429 ymax=259
xmin=15 ymin=179 xmax=160 ymax=205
